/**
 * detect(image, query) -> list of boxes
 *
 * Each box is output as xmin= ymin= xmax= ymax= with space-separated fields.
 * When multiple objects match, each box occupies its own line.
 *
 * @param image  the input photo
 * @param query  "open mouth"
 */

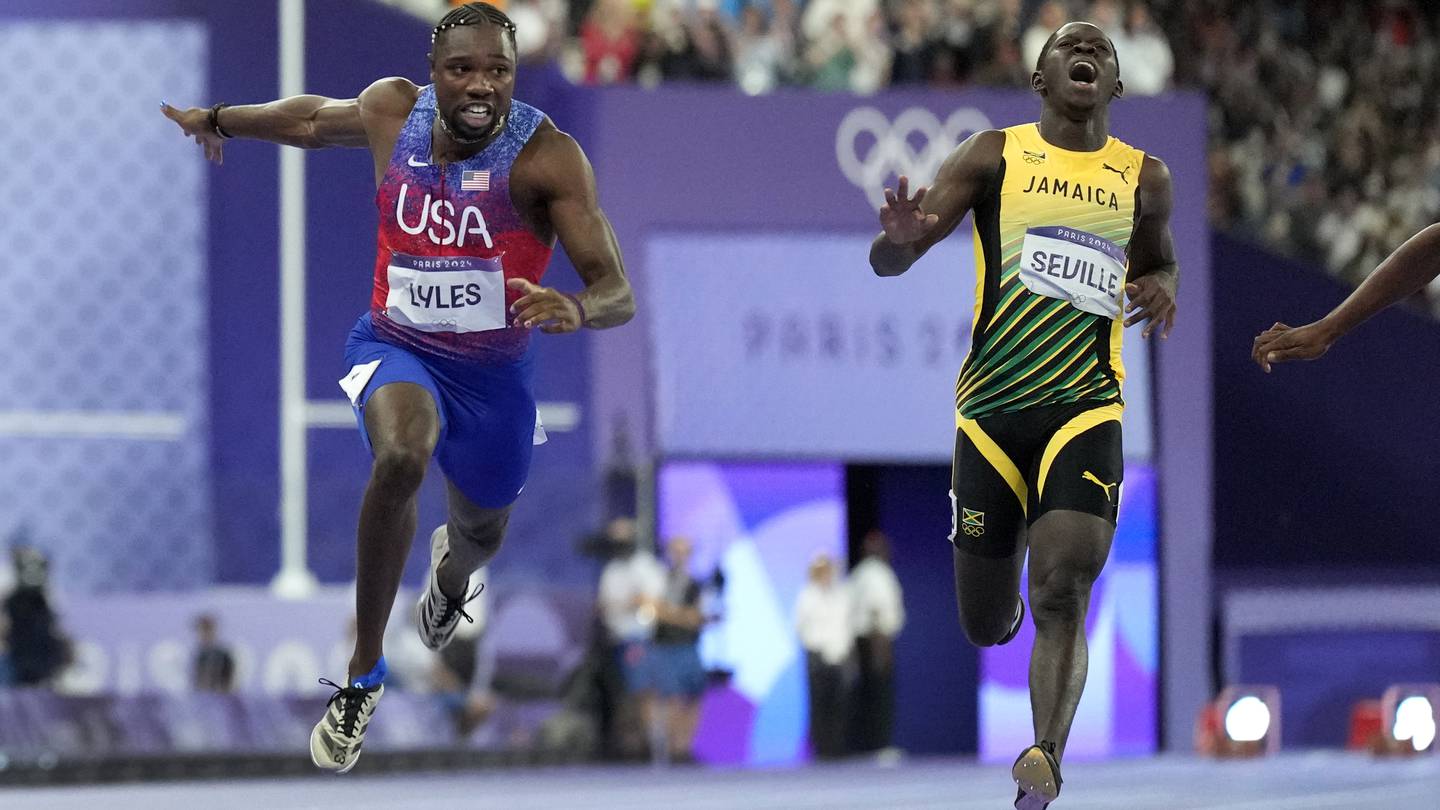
xmin=456 ymin=101 xmax=494 ymax=129
xmin=1068 ymin=60 xmax=1098 ymax=85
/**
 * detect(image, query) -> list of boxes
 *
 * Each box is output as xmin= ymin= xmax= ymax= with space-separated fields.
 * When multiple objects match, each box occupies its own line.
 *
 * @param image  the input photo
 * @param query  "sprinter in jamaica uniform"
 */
xmin=869 ymin=21 xmax=1177 ymax=810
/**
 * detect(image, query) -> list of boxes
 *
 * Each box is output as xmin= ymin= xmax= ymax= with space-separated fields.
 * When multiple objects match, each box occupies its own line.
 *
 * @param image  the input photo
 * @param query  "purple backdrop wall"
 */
xmin=1212 ymin=233 xmax=1440 ymax=572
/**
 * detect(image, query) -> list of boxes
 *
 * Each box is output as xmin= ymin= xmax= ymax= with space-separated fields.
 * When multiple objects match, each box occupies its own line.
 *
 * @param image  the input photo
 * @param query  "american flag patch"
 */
xmin=461 ymin=170 xmax=490 ymax=191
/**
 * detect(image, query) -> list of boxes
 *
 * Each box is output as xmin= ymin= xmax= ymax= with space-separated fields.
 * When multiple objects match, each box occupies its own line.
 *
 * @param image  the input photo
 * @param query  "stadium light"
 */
xmin=1196 ymin=686 xmax=1281 ymax=757
xmin=1380 ymin=684 xmax=1440 ymax=756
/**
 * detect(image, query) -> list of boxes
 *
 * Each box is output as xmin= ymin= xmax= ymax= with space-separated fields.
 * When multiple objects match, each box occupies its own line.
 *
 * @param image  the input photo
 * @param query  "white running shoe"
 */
xmin=310 ymin=676 xmax=384 ymax=773
xmin=415 ymin=525 xmax=482 ymax=651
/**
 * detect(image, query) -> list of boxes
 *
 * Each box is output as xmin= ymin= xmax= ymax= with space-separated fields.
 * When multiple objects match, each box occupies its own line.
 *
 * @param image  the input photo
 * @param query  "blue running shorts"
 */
xmin=341 ymin=313 xmax=538 ymax=508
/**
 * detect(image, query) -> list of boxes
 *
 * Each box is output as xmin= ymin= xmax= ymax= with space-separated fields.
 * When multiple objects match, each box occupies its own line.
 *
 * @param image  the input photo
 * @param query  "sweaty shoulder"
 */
xmin=357 ymin=77 xmax=419 ymax=122
xmin=1137 ymin=154 xmax=1172 ymax=193
xmin=514 ymin=118 xmax=591 ymax=194
xmin=939 ymin=129 xmax=1006 ymax=182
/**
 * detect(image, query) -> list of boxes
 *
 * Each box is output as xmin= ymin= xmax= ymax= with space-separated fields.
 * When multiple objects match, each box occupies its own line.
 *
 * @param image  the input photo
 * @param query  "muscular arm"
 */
xmin=868 ymin=129 xmax=1005 ymax=277
xmin=524 ymin=129 xmax=635 ymax=329
xmin=1253 ymin=222 xmax=1440 ymax=370
xmin=1128 ymin=156 xmax=1178 ymax=281
xmin=213 ymin=94 xmax=368 ymax=149
xmin=1122 ymin=155 xmax=1179 ymax=337
xmin=1319 ymin=223 xmax=1440 ymax=337
xmin=162 ymin=77 xmax=414 ymax=162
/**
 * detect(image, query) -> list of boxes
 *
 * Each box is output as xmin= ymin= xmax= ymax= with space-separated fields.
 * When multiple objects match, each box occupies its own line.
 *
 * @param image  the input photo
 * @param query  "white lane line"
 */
xmin=0 ymin=409 xmax=187 ymax=440
xmin=303 ymin=400 xmax=582 ymax=432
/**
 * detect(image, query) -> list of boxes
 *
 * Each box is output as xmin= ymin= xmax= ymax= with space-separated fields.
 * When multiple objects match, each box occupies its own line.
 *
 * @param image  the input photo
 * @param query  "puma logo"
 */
xmin=1082 ymin=471 xmax=1118 ymax=502
xmin=1102 ymin=163 xmax=1131 ymax=184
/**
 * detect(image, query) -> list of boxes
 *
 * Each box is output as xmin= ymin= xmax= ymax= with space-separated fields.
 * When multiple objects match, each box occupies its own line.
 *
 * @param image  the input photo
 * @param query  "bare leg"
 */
xmin=668 ymin=697 xmax=700 ymax=758
xmin=349 ymin=383 xmax=439 ymax=680
xmin=1025 ymin=509 xmax=1114 ymax=761
xmin=434 ymin=479 xmax=511 ymax=600
xmin=953 ymin=526 xmax=1026 ymax=647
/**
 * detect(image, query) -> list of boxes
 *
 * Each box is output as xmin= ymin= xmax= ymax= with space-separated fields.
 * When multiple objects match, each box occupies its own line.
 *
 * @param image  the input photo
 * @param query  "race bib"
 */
xmin=1018 ymin=226 xmax=1127 ymax=318
xmin=384 ymin=253 xmax=507 ymax=333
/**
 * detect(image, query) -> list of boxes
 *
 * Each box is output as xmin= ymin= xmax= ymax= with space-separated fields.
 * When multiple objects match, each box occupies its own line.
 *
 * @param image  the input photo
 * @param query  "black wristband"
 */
xmin=208 ymin=103 xmax=234 ymax=139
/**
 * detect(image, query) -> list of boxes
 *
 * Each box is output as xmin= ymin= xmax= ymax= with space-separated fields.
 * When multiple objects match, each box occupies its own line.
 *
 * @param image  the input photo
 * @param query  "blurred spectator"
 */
xmin=803 ymin=8 xmax=890 ymax=94
xmin=795 ymin=551 xmax=852 ymax=760
xmin=191 ymin=613 xmax=236 ymax=693
xmin=640 ymin=536 xmax=706 ymax=763
xmin=888 ymin=0 xmax=938 ymax=85
xmin=1112 ymin=1 xmax=1173 ymax=96
xmin=596 ymin=518 xmax=666 ymax=758
xmin=929 ymin=0 xmax=1000 ymax=86
xmin=848 ymin=529 xmax=905 ymax=757
xmin=0 ymin=610 xmax=13 ymax=687
xmin=1020 ymin=0 xmax=1066 ymax=75
xmin=580 ymin=0 xmax=642 ymax=83
xmin=800 ymin=0 xmax=880 ymax=46
xmin=643 ymin=0 xmax=735 ymax=82
xmin=3 ymin=547 xmax=71 ymax=687
xmin=733 ymin=3 xmax=788 ymax=94
xmin=508 ymin=0 xmax=569 ymax=63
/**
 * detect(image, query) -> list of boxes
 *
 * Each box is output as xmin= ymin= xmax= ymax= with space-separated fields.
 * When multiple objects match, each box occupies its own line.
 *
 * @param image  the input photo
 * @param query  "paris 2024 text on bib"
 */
xmin=383 ymin=253 xmax=507 ymax=333
xmin=1018 ymin=226 xmax=1127 ymax=318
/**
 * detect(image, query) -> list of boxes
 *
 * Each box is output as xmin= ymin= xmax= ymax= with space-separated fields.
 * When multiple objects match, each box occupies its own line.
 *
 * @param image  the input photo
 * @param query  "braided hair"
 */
xmin=432 ymin=2 xmax=517 ymax=51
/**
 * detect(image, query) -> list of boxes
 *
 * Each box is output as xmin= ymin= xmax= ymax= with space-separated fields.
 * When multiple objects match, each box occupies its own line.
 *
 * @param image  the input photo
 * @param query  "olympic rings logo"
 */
xmin=962 ymin=525 xmax=985 ymax=537
xmin=836 ymin=106 xmax=995 ymax=209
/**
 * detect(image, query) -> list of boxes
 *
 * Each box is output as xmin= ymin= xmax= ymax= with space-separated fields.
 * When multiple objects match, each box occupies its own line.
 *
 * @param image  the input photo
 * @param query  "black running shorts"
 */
xmin=950 ymin=400 xmax=1123 ymax=557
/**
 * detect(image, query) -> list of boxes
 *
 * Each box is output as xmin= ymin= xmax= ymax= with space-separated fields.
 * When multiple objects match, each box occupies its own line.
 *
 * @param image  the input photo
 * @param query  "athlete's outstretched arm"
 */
xmin=507 ymin=129 xmax=635 ymax=333
xmin=160 ymin=78 xmax=412 ymax=164
xmin=1253 ymin=223 xmax=1440 ymax=372
xmin=869 ymin=130 xmax=1005 ymax=277
xmin=1124 ymin=155 xmax=1179 ymax=339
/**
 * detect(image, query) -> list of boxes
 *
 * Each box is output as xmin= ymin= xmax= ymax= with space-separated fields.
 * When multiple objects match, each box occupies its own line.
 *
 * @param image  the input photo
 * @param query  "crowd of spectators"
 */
xmin=386 ymin=0 xmax=1440 ymax=308
xmin=1184 ymin=0 xmax=1440 ymax=299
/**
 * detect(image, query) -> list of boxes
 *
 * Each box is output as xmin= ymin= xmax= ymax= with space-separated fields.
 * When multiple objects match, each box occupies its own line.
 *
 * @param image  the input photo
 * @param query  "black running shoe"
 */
xmin=998 ymin=596 xmax=1026 ymax=646
xmin=416 ymin=526 xmax=484 ymax=651
xmin=1012 ymin=739 xmax=1062 ymax=809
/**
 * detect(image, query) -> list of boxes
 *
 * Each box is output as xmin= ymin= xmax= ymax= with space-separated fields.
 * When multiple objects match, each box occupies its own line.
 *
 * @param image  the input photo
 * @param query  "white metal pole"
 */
xmin=271 ymin=0 xmax=318 ymax=598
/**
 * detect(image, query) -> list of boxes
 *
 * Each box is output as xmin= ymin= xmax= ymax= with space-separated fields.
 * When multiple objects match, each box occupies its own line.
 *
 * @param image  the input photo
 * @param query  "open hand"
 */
xmin=878 ymin=175 xmax=939 ymax=244
xmin=1251 ymin=320 xmax=1336 ymax=372
xmin=161 ymin=101 xmax=225 ymax=164
xmin=508 ymin=278 xmax=583 ymax=333
xmin=1124 ymin=272 xmax=1178 ymax=339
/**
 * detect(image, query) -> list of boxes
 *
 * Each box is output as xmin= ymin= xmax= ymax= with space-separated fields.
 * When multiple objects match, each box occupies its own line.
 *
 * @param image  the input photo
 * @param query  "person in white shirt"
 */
xmin=849 ymin=530 xmax=906 ymax=755
xmin=1020 ymin=0 xmax=1066 ymax=78
xmin=794 ymin=552 xmax=853 ymax=759
xmin=597 ymin=525 xmax=667 ymax=758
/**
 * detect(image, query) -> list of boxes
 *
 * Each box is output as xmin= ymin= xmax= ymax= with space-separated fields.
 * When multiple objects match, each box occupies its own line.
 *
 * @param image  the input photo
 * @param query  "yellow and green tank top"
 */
xmin=955 ymin=123 xmax=1145 ymax=419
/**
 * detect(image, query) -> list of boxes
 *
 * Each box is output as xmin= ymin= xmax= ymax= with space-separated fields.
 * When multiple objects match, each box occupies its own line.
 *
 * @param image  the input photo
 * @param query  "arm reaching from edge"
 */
xmin=1252 ymin=223 xmax=1440 ymax=372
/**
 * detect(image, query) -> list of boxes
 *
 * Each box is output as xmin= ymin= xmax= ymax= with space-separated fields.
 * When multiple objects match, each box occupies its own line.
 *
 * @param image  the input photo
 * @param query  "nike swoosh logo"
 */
xmin=407 ymin=155 xmax=430 ymax=168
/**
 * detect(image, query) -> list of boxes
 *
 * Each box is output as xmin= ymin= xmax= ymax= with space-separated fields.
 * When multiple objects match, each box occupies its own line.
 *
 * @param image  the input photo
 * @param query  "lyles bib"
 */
xmin=383 ymin=253 xmax=507 ymax=333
